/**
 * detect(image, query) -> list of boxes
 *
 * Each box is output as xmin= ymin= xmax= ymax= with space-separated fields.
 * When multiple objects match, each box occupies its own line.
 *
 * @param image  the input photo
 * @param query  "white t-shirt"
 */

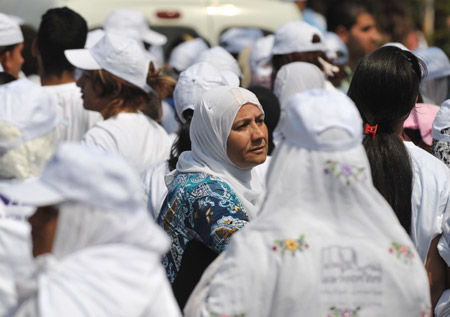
xmin=141 ymin=160 xmax=170 ymax=220
xmin=405 ymin=141 xmax=450 ymax=262
xmin=43 ymin=83 xmax=102 ymax=142
xmin=82 ymin=112 xmax=172 ymax=174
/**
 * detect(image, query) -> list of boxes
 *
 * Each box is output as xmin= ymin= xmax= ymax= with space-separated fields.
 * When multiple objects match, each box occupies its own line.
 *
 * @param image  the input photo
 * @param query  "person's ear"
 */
xmin=2 ymin=50 xmax=13 ymax=72
xmin=335 ymin=25 xmax=350 ymax=44
xmin=31 ymin=38 xmax=39 ymax=57
xmin=112 ymin=80 xmax=122 ymax=98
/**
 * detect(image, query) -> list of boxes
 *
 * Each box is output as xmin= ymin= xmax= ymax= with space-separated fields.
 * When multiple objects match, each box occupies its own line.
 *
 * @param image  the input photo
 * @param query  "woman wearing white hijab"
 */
xmin=157 ymin=86 xmax=268 ymax=303
xmin=184 ymin=89 xmax=431 ymax=317
xmin=1 ymin=143 xmax=181 ymax=317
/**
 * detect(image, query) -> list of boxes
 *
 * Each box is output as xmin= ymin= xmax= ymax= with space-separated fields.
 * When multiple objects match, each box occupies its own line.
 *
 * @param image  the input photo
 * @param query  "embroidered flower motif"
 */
xmin=328 ymin=306 xmax=361 ymax=317
xmin=389 ymin=242 xmax=415 ymax=263
xmin=273 ymin=234 xmax=308 ymax=255
xmin=324 ymin=160 xmax=365 ymax=185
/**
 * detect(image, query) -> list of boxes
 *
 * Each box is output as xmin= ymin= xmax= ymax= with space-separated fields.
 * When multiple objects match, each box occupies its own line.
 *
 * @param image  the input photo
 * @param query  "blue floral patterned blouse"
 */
xmin=157 ymin=172 xmax=250 ymax=283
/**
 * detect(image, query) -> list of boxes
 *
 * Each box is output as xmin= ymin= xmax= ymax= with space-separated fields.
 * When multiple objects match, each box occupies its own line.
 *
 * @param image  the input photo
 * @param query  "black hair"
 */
xmin=0 ymin=72 xmax=16 ymax=85
xmin=347 ymin=45 xmax=426 ymax=234
xmin=37 ymin=7 xmax=87 ymax=77
xmin=20 ymin=24 xmax=39 ymax=76
xmin=327 ymin=0 xmax=371 ymax=32
xmin=168 ymin=109 xmax=193 ymax=171
xmin=247 ymin=85 xmax=280 ymax=155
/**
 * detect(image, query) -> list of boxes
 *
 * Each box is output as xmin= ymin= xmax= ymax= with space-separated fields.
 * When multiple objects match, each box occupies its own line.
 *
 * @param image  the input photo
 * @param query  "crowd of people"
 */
xmin=1 ymin=0 xmax=450 ymax=316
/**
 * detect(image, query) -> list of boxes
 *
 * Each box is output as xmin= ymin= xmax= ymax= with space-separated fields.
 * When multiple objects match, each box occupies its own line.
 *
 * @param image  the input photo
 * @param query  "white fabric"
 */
xmin=193 ymin=46 xmax=243 ymax=78
xmin=169 ymin=38 xmax=209 ymax=72
xmin=405 ymin=141 xmax=450 ymax=262
xmin=83 ymin=112 xmax=172 ymax=174
xmin=141 ymin=160 xmax=169 ymax=220
xmin=185 ymin=90 xmax=431 ymax=317
xmin=174 ymin=62 xmax=239 ymax=123
xmin=0 ymin=12 xmax=23 ymax=46
xmin=13 ymin=202 xmax=180 ymax=317
xmin=160 ymin=100 xmax=179 ymax=135
xmin=43 ymin=83 xmax=102 ymax=142
xmin=219 ymin=28 xmax=263 ymax=54
xmin=103 ymin=9 xmax=167 ymax=46
xmin=432 ymin=99 xmax=450 ymax=143
xmin=272 ymin=20 xmax=325 ymax=55
xmin=324 ymin=31 xmax=349 ymax=66
xmin=85 ymin=29 xmax=105 ymax=48
xmin=274 ymin=62 xmax=326 ymax=108
xmin=415 ymin=47 xmax=450 ymax=106
xmin=0 ymin=79 xmax=60 ymax=155
xmin=249 ymin=34 xmax=274 ymax=86
xmin=174 ymin=86 xmax=266 ymax=219
xmin=64 ymin=33 xmax=153 ymax=93
xmin=0 ymin=193 xmax=34 ymax=317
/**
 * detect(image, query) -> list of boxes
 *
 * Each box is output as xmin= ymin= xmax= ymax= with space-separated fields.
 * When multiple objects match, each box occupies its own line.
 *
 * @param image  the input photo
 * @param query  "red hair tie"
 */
xmin=364 ymin=123 xmax=378 ymax=140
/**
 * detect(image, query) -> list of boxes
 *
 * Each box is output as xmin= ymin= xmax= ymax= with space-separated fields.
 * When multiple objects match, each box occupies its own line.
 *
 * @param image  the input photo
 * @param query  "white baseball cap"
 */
xmin=174 ymin=62 xmax=239 ymax=123
xmin=272 ymin=20 xmax=326 ymax=55
xmin=0 ymin=12 xmax=24 ymax=46
xmin=193 ymin=46 xmax=243 ymax=78
xmin=324 ymin=32 xmax=349 ymax=66
xmin=0 ymin=143 xmax=143 ymax=212
xmin=103 ymin=9 xmax=167 ymax=46
xmin=169 ymin=38 xmax=209 ymax=72
xmin=281 ymin=89 xmax=362 ymax=151
xmin=432 ymin=99 xmax=450 ymax=143
xmin=0 ymin=78 xmax=60 ymax=154
xmin=414 ymin=47 xmax=450 ymax=81
xmin=219 ymin=28 xmax=264 ymax=54
xmin=65 ymin=33 xmax=152 ymax=93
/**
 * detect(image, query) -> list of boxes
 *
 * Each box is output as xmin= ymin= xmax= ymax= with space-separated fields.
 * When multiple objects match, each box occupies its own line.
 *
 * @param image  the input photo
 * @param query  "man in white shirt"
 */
xmin=33 ymin=7 xmax=101 ymax=142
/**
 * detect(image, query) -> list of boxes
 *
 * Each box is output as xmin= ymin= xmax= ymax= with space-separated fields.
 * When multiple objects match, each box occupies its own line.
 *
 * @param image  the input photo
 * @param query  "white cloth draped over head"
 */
xmin=184 ymin=90 xmax=431 ymax=317
xmin=174 ymin=86 xmax=265 ymax=219
xmin=14 ymin=201 xmax=180 ymax=317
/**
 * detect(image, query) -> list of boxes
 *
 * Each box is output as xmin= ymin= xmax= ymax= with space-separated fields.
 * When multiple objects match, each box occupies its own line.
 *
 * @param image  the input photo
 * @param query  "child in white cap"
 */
xmin=1 ymin=143 xmax=181 ymax=317
xmin=65 ymin=32 xmax=176 ymax=174
xmin=0 ymin=12 xmax=24 ymax=78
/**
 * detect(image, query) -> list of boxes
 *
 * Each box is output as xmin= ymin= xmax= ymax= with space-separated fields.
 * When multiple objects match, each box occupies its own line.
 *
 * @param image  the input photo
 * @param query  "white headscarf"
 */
xmin=14 ymin=202 xmax=180 ymax=317
xmin=174 ymin=86 xmax=265 ymax=219
xmin=185 ymin=90 xmax=431 ymax=317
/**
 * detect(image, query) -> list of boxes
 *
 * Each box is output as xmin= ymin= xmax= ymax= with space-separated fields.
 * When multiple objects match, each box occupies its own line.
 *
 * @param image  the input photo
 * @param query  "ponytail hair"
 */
xmin=347 ymin=45 xmax=426 ymax=234
xmin=90 ymin=62 xmax=177 ymax=121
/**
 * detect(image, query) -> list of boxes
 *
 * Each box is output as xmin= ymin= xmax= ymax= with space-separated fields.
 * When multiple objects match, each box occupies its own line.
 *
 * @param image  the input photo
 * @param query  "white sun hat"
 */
xmin=173 ymin=62 xmax=239 ymax=123
xmin=0 ymin=143 xmax=143 ymax=212
xmin=169 ymin=38 xmax=209 ymax=72
xmin=249 ymin=34 xmax=275 ymax=77
xmin=272 ymin=20 xmax=326 ymax=55
xmin=281 ymin=89 xmax=362 ymax=150
xmin=0 ymin=78 xmax=60 ymax=154
xmin=0 ymin=12 xmax=24 ymax=46
xmin=64 ymin=33 xmax=152 ymax=93
xmin=414 ymin=46 xmax=450 ymax=81
xmin=193 ymin=46 xmax=243 ymax=78
xmin=432 ymin=99 xmax=450 ymax=143
xmin=103 ymin=9 xmax=167 ymax=46
xmin=219 ymin=27 xmax=264 ymax=55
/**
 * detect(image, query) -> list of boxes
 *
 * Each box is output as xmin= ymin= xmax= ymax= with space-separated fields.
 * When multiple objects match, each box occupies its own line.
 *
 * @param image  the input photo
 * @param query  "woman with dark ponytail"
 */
xmin=348 ymin=45 xmax=450 ymax=312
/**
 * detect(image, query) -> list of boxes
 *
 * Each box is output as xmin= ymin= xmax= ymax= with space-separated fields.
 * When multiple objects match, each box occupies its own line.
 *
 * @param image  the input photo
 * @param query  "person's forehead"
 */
xmin=353 ymin=12 xmax=376 ymax=30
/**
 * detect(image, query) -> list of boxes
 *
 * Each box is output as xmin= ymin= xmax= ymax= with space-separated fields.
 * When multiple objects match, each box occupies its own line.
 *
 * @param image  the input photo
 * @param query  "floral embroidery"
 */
xmin=273 ymin=234 xmax=309 ymax=255
xmin=328 ymin=306 xmax=361 ymax=317
xmin=324 ymin=160 xmax=365 ymax=185
xmin=389 ymin=242 xmax=414 ymax=263
xmin=210 ymin=313 xmax=246 ymax=317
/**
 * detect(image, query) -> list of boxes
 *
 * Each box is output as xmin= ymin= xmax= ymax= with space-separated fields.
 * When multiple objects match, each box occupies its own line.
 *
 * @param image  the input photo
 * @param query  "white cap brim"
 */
xmin=1 ymin=179 xmax=65 ymax=207
xmin=142 ymin=29 xmax=167 ymax=46
xmin=64 ymin=49 xmax=102 ymax=70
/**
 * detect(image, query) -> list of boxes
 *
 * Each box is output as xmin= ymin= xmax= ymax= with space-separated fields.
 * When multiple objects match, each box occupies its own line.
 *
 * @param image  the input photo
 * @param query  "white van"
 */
xmin=2 ymin=0 xmax=301 ymax=47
